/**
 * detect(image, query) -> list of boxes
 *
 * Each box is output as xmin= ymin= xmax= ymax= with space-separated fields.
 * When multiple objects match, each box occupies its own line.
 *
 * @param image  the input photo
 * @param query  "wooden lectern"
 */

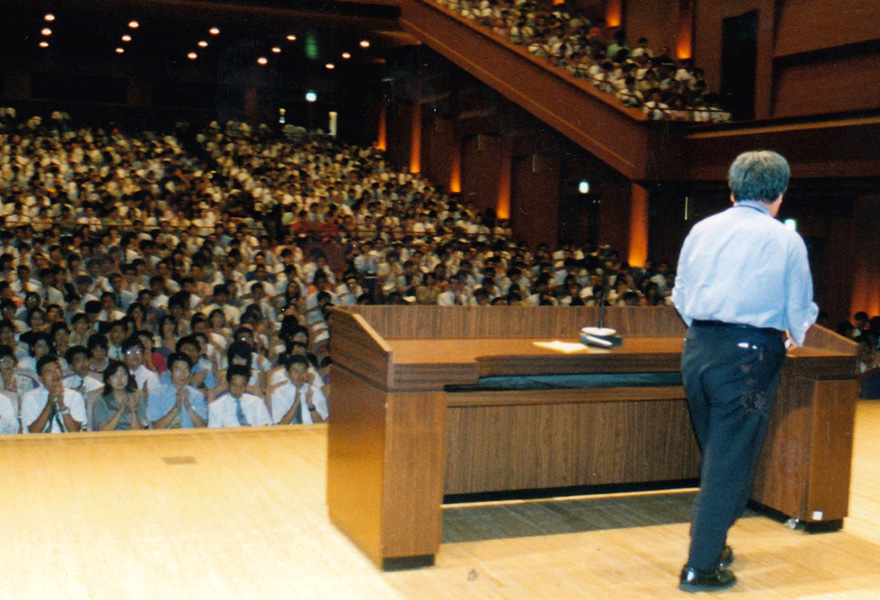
xmin=326 ymin=306 xmax=858 ymax=569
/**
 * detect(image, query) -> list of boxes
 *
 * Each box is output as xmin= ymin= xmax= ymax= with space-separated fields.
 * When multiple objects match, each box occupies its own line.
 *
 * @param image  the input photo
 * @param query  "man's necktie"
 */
xmin=235 ymin=397 xmax=248 ymax=426
xmin=290 ymin=388 xmax=303 ymax=424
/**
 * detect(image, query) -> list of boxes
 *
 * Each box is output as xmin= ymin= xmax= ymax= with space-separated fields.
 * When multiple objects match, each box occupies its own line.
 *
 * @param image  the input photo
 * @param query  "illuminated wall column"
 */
xmin=496 ymin=137 xmax=511 ymax=219
xmin=676 ymin=0 xmax=694 ymax=60
xmin=410 ymin=101 xmax=422 ymax=174
xmin=628 ymin=182 xmax=649 ymax=268
xmin=449 ymin=141 xmax=462 ymax=193
xmin=850 ymin=196 xmax=880 ymax=318
xmin=605 ymin=0 xmax=623 ymax=29
xmin=376 ymin=95 xmax=387 ymax=151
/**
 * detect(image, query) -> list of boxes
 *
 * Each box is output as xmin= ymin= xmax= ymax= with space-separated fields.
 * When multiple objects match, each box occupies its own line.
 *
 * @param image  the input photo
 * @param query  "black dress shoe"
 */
xmin=718 ymin=545 xmax=734 ymax=569
xmin=679 ymin=566 xmax=737 ymax=592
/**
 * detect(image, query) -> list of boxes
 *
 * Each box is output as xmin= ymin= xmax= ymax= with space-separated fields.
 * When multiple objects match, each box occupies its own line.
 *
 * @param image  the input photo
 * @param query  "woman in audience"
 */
xmin=91 ymin=360 xmax=147 ymax=431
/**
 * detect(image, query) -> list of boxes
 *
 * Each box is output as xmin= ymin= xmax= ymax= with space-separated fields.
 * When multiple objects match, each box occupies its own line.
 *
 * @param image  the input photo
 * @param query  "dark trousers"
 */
xmin=681 ymin=322 xmax=786 ymax=571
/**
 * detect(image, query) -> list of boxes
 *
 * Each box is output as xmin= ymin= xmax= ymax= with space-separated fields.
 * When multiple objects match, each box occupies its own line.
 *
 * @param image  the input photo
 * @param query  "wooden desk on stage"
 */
xmin=326 ymin=306 xmax=858 ymax=569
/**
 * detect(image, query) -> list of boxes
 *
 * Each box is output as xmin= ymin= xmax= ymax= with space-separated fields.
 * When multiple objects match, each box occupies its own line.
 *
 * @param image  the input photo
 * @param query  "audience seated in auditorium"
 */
xmin=0 ymin=111 xmax=857 ymax=436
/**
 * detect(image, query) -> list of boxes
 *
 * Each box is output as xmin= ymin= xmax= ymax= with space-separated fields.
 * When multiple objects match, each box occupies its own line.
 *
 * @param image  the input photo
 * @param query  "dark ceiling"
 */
xmin=0 ymin=0 xmax=415 ymax=75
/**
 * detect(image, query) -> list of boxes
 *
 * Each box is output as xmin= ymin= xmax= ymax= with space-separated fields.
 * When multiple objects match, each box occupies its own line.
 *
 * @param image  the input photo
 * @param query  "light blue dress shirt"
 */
xmin=147 ymin=383 xmax=207 ymax=428
xmin=672 ymin=200 xmax=818 ymax=346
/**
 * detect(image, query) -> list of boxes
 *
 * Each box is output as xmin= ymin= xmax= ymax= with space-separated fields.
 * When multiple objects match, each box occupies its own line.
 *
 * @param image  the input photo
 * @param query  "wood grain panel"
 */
xmin=348 ymin=306 xmax=688 ymax=340
xmin=774 ymin=0 xmax=880 ymax=58
xmin=803 ymin=325 xmax=860 ymax=356
xmin=750 ymin=373 xmax=859 ymax=523
xmin=327 ymin=365 xmax=447 ymax=564
xmin=774 ymin=52 xmax=880 ymax=118
xmin=326 ymin=366 xmax=388 ymax=565
xmin=382 ymin=391 xmax=447 ymax=558
xmin=805 ymin=379 xmax=858 ymax=521
xmin=444 ymin=396 xmax=699 ymax=495
xmin=751 ymin=371 xmax=811 ymax=519
xmin=329 ymin=310 xmax=392 ymax=389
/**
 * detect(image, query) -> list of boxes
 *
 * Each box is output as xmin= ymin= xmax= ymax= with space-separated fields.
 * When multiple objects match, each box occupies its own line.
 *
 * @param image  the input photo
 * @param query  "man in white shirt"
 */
xmin=208 ymin=365 xmax=270 ymax=428
xmin=21 ymin=355 xmax=86 ymax=433
xmin=271 ymin=354 xmax=328 ymax=425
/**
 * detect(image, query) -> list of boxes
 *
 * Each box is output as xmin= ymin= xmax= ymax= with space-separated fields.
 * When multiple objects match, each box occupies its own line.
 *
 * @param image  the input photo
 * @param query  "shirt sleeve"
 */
xmin=784 ymin=235 xmax=819 ymax=346
xmin=671 ymin=230 xmax=693 ymax=326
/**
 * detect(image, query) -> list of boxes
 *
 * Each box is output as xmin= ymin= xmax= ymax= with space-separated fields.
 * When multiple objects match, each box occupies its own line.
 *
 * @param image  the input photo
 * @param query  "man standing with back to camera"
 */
xmin=672 ymin=150 xmax=818 ymax=592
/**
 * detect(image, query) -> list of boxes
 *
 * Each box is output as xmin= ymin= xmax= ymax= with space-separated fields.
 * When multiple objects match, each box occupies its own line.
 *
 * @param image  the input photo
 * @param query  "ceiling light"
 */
xmin=116 ymin=47 xmax=125 ymax=54
xmin=41 ymin=28 xmax=52 ymax=36
xmin=325 ymin=63 xmax=335 ymax=70
xmin=360 ymin=40 xmax=370 ymax=48
xmin=122 ymin=35 xmax=132 ymax=42
xmin=187 ymin=52 xmax=198 ymax=60
xmin=44 ymin=14 xmax=55 ymax=22
xmin=198 ymin=40 xmax=208 ymax=48
xmin=128 ymin=21 xmax=139 ymax=29
xmin=209 ymin=27 xmax=220 ymax=35
xmin=286 ymin=34 xmax=297 ymax=41
xmin=39 ymin=41 xmax=49 ymax=48
xmin=342 ymin=52 xmax=351 ymax=59
xmin=271 ymin=47 xmax=282 ymax=54
xmin=257 ymin=57 xmax=268 ymax=65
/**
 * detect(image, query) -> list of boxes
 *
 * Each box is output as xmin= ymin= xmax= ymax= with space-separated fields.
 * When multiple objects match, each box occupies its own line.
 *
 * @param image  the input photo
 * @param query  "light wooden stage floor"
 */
xmin=3 ymin=401 xmax=880 ymax=600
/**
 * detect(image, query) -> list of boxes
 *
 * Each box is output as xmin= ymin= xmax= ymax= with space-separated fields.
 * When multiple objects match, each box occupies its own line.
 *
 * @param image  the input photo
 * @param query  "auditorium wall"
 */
xmin=690 ymin=0 xmax=880 ymax=119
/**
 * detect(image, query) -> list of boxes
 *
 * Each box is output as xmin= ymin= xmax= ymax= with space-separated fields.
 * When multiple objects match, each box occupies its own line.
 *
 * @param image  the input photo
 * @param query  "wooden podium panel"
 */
xmin=445 ymin=390 xmax=699 ymax=494
xmin=327 ymin=306 xmax=859 ymax=568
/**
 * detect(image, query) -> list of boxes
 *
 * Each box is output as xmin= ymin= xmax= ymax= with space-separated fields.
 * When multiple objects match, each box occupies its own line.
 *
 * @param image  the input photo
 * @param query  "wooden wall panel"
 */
xmin=461 ymin=134 xmax=504 ymax=215
xmin=773 ymin=51 xmax=880 ymax=118
xmin=774 ymin=0 xmax=880 ymax=58
xmin=511 ymin=154 xmax=560 ymax=248
xmin=421 ymin=116 xmax=457 ymax=194
xmin=692 ymin=0 xmax=759 ymax=95
xmin=622 ymin=0 xmax=679 ymax=57
xmin=386 ymin=101 xmax=415 ymax=173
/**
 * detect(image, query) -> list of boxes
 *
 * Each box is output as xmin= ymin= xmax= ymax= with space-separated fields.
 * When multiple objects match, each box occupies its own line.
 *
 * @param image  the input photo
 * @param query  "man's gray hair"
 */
xmin=728 ymin=150 xmax=790 ymax=203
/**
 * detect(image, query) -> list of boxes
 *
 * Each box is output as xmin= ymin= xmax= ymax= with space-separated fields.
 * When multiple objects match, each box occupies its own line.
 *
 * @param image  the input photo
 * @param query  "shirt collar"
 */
xmin=733 ymin=200 xmax=771 ymax=215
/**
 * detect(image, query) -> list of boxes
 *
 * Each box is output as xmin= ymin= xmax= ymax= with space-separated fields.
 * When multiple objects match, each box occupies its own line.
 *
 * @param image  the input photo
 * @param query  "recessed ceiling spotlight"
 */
xmin=359 ymin=40 xmax=370 ymax=48
xmin=257 ymin=57 xmax=268 ymax=65
xmin=198 ymin=40 xmax=208 ymax=48
xmin=286 ymin=34 xmax=296 ymax=41
xmin=188 ymin=52 xmax=198 ymax=60
xmin=128 ymin=20 xmax=139 ymax=29
xmin=325 ymin=63 xmax=335 ymax=70
xmin=44 ymin=14 xmax=55 ymax=22
xmin=41 ymin=28 xmax=52 ymax=36
xmin=116 ymin=47 xmax=125 ymax=54
xmin=342 ymin=52 xmax=351 ymax=59
xmin=122 ymin=35 xmax=132 ymax=42
xmin=271 ymin=46 xmax=282 ymax=54
xmin=39 ymin=41 xmax=49 ymax=48
xmin=209 ymin=27 xmax=220 ymax=35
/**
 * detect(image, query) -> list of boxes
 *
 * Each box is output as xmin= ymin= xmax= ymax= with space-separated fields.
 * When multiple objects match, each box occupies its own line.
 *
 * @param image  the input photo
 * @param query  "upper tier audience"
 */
xmin=432 ymin=0 xmax=731 ymax=121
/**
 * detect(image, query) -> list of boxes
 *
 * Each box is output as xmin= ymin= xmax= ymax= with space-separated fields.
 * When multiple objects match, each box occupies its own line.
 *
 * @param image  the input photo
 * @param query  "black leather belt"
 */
xmin=692 ymin=319 xmax=785 ymax=339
